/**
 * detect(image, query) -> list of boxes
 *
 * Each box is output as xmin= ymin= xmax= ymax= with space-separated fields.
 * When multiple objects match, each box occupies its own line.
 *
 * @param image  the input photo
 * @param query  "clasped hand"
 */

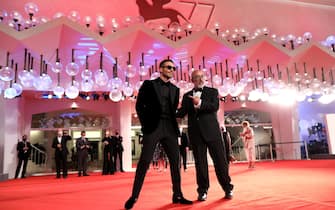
xmin=188 ymin=95 xmax=200 ymax=106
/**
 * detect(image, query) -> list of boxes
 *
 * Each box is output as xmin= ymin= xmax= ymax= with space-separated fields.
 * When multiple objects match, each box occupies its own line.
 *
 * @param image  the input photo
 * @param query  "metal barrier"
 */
xmin=184 ymin=140 xmax=310 ymax=165
xmin=232 ymin=140 xmax=309 ymax=161
xmin=30 ymin=144 xmax=48 ymax=167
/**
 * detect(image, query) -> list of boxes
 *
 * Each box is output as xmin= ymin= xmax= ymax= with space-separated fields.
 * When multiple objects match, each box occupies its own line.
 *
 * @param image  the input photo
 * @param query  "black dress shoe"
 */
xmin=124 ymin=197 xmax=137 ymax=209
xmin=172 ymin=195 xmax=193 ymax=205
xmin=224 ymin=190 xmax=233 ymax=199
xmin=83 ymin=173 xmax=90 ymax=176
xmin=197 ymin=192 xmax=207 ymax=201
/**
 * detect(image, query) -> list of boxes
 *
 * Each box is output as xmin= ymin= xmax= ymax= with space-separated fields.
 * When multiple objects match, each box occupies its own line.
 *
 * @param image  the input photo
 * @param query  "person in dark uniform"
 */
xmin=15 ymin=134 xmax=32 ymax=179
xmin=179 ymin=129 xmax=189 ymax=171
xmin=177 ymin=69 xmax=234 ymax=202
xmin=221 ymin=126 xmax=236 ymax=163
xmin=124 ymin=59 xmax=192 ymax=210
xmin=102 ymin=130 xmax=114 ymax=175
xmin=76 ymin=131 xmax=90 ymax=176
xmin=52 ymin=130 xmax=72 ymax=178
xmin=112 ymin=130 xmax=124 ymax=172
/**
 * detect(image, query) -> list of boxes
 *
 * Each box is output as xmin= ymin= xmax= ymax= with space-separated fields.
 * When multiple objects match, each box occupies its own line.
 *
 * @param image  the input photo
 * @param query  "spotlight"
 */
xmin=102 ymin=92 xmax=109 ymax=101
xmin=71 ymin=102 xmax=78 ymax=109
xmin=92 ymin=92 xmax=100 ymax=101
xmin=220 ymin=97 xmax=227 ymax=102
xmin=231 ymin=97 xmax=239 ymax=102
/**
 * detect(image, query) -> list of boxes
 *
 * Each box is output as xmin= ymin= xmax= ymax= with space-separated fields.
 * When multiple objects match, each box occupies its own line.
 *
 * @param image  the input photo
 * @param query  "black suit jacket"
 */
xmin=76 ymin=137 xmax=90 ymax=152
xmin=52 ymin=135 xmax=71 ymax=155
xmin=17 ymin=141 xmax=32 ymax=159
xmin=177 ymin=86 xmax=222 ymax=142
xmin=136 ymin=78 xmax=180 ymax=135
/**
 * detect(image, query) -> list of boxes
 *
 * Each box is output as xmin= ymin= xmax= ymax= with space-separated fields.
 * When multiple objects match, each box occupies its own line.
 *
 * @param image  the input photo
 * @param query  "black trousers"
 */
xmin=179 ymin=146 xmax=187 ymax=170
xmin=113 ymin=150 xmax=123 ymax=172
xmin=77 ymin=150 xmax=88 ymax=174
xmin=55 ymin=152 xmax=68 ymax=177
xmin=190 ymin=134 xmax=233 ymax=194
xmin=102 ymin=150 xmax=114 ymax=174
xmin=130 ymin=119 xmax=182 ymax=198
xmin=15 ymin=157 xmax=28 ymax=178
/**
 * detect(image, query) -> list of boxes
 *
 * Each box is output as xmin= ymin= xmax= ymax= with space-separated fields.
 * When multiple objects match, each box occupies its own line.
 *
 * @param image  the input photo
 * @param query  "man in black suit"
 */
xmin=112 ymin=130 xmax=124 ymax=172
xmin=76 ymin=130 xmax=90 ymax=176
xmin=102 ymin=130 xmax=114 ymax=175
xmin=177 ymin=69 xmax=234 ymax=201
xmin=15 ymin=135 xmax=32 ymax=179
xmin=179 ymin=129 xmax=189 ymax=171
xmin=124 ymin=59 xmax=192 ymax=210
xmin=221 ymin=126 xmax=236 ymax=163
xmin=52 ymin=130 xmax=72 ymax=178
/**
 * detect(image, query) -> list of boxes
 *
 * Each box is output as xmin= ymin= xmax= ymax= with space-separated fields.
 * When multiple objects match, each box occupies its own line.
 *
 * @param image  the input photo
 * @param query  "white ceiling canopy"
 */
xmin=0 ymin=0 xmax=334 ymax=103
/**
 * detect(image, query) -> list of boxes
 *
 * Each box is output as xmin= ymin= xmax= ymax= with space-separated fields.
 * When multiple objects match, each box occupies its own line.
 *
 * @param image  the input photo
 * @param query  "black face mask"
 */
xmin=23 ymin=138 xmax=27 ymax=141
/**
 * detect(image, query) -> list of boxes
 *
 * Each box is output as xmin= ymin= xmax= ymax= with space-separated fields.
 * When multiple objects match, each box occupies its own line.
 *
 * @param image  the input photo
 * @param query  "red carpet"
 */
xmin=0 ymin=160 xmax=335 ymax=210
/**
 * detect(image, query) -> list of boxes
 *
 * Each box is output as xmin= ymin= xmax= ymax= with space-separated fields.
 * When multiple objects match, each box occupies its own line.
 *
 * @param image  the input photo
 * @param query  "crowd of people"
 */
xmin=13 ymin=59 xmax=256 ymax=210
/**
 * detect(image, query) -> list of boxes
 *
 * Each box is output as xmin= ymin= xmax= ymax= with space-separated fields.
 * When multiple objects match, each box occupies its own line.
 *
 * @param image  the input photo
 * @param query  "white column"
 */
xmin=325 ymin=114 xmax=335 ymax=154
xmin=271 ymin=104 xmax=300 ymax=160
xmin=0 ymin=97 xmax=21 ymax=179
xmin=113 ymin=100 xmax=133 ymax=171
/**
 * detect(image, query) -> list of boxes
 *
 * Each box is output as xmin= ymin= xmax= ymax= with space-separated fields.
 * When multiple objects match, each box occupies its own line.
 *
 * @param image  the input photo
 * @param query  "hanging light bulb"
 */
xmin=94 ymin=52 xmax=109 ymax=87
xmin=53 ymin=85 xmax=64 ymax=98
xmin=65 ymin=76 xmax=79 ymax=99
xmin=123 ymin=82 xmax=134 ymax=97
xmin=19 ymin=53 xmax=36 ymax=88
xmin=303 ymin=32 xmax=312 ymax=42
xmin=212 ymin=21 xmax=221 ymax=36
xmin=4 ymin=87 xmax=17 ymax=99
xmin=0 ymin=10 xmax=8 ymax=22
xmin=201 ymin=56 xmax=211 ymax=80
xmin=111 ymin=18 xmax=119 ymax=32
xmin=212 ymin=63 xmax=222 ymax=86
xmin=81 ymin=56 xmax=92 ymax=80
xmin=138 ymin=53 xmax=149 ymax=76
xmin=123 ymin=16 xmax=134 ymax=27
xmin=124 ymin=52 xmax=137 ymax=78
xmin=53 ymin=12 xmax=64 ymax=19
xmin=108 ymin=58 xmax=123 ymax=90
xmin=3 ymin=59 xmax=18 ymax=99
xmin=66 ymin=49 xmax=79 ymax=76
xmin=0 ymin=52 xmax=15 ymax=82
xmin=96 ymin=15 xmax=106 ymax=35
xmin=9 ymin=10 xmax=23 ymax=23
xmin=218 ymin=85 xmax=229 ymax=97
xmin=108 ymin=77 xmax=123 ymax=90
xmin=24 ymin=2 xmax=39 ymax=20
xmin=109 ymin=88 xmax=123 ymax=102
xmin=12 ymin=63 xmax=22 ymax=96
xmin=51 ymin=48 xmax=62 ymax=73
xmin=139 ymin=64 xmax=149 ymax=76
xmin=33 ymin=57 xmax=52 ymax=90
xmin=83 ymin=16 xmax=92 ymax=27
xmin=81 ymin=79 xmax=94 ymax=92
xmin=68 ymin=10 xmax=80 ymax=22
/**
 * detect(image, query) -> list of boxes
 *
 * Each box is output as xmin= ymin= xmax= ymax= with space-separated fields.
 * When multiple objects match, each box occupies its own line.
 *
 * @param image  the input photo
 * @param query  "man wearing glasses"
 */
xmin=177 ymin=69 xmax=234 ymax=202
xmin=125 ymin=59 xmax=192 ymax=209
